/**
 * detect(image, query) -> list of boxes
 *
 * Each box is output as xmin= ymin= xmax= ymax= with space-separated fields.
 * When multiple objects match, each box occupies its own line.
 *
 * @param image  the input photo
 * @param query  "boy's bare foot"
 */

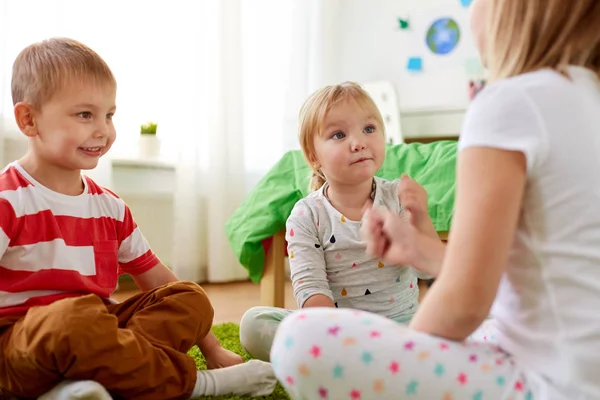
xmin=205 ymin=346 xmax=245 ymax=369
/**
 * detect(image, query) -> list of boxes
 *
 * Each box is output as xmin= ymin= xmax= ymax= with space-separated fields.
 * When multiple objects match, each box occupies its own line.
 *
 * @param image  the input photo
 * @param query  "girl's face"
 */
xmin=311 ymin=99 xmax=385 ymax=188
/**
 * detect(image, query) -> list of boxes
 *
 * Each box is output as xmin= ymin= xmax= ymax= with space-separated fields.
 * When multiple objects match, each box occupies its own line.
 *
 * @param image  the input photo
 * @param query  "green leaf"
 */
xmin=140 ymin=122 xmax=158 ymax=134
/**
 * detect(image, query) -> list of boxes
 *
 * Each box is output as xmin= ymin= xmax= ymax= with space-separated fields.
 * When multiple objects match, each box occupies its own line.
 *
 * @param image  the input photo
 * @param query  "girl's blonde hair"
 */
xmin=298 ymin=82 xmax=385 ymax=191
xmin=485 ymin=0 xmax=600 ymax=81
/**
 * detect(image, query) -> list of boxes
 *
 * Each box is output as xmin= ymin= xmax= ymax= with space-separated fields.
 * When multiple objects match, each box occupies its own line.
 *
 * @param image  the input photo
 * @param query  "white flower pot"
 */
xmin=139 ymin=134 xmax=161 ymax=158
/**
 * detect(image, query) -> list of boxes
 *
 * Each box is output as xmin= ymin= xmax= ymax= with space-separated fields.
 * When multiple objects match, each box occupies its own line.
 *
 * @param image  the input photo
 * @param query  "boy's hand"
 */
xmin=204 ymin=346 xmax=245 ymax=369
xmin=397 ymin=175 xmax=428 ymax=227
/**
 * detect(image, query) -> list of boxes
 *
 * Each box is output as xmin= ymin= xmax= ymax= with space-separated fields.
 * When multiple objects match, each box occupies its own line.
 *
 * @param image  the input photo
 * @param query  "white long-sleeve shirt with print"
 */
xmin=286 ymin=176 xmax=427 ymax=321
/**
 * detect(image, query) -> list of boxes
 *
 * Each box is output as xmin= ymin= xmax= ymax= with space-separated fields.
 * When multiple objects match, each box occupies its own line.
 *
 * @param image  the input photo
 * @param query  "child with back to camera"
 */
xmin=271 ymin=0 xmax=600 ymax=399
xmin=239 ymin=82 xmax=495 ymax=361
xmin=0 ymin=37 xmax=276 ymax=400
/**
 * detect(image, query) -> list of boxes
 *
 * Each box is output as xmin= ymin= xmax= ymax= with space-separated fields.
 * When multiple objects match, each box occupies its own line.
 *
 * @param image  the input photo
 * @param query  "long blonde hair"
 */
xmin=485 ymin=0 xmax=600 ymax=81
xmin=298 ymin=82 xmax=385 ymax=191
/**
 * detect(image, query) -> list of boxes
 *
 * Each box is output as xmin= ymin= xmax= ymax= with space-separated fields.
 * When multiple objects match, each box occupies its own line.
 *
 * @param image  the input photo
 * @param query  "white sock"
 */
xmin=189 ymin=359 xmax=277 ymax=398
xmin=38 ymin=380 xmax=111 ymax=400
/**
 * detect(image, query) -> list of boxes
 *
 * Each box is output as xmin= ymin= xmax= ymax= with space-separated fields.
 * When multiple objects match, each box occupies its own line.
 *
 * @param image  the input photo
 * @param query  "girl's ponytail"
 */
xmin=309 ymin=170 xmax=326 ymax=192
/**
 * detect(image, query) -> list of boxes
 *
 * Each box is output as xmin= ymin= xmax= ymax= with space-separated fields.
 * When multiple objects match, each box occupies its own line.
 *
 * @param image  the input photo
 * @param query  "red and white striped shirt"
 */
xmin=0 ymin=162 xmax=159 ymax=317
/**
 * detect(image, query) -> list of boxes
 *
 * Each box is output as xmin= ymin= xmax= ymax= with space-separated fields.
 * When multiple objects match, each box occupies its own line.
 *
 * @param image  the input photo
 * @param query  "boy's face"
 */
xmin=29 ymin=80 xmax=117 ymax=171
xmin=312 ymin=100 xmax=385 ymax=187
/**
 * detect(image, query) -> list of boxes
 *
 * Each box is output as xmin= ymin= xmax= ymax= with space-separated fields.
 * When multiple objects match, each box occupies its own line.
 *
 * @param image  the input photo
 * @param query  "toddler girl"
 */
xmin=240 ymin=82 xmax=473 ymax=361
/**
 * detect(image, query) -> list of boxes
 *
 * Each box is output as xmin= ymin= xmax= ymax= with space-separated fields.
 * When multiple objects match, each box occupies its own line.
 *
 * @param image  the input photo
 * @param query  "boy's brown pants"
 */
xmin=0 ymin=281 xmax=214 ymax=400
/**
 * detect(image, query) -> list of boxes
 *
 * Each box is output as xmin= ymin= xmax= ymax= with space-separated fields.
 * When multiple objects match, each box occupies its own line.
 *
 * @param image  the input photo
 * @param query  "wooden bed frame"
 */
xmin=260 ymin=229 xmax=449 ymax=307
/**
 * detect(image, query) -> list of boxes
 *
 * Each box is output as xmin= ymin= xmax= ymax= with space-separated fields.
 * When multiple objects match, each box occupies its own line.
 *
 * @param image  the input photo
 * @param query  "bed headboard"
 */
xmin=362 ymin=81 xmax=404 ymax=145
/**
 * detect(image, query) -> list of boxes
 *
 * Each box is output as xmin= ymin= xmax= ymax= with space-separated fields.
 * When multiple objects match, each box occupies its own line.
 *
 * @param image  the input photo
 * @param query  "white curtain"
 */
xmin=169 ymin=0 xmax=345 ymax=282
xmin=282 ymin=0 xmax=343 ymax=150
xmin=0 ymin=0 xmax=344 ymax=283
xmin=169 ymin=0 xmax=247 ymax=282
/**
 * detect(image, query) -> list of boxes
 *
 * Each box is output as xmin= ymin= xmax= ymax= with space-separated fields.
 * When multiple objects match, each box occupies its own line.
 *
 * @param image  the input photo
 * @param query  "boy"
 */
xmin=0 ymin=37 xmax=276 ymax=399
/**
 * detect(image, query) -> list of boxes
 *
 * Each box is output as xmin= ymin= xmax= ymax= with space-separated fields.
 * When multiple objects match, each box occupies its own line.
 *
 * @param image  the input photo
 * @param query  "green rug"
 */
xmin=188 ymin=323 xmax=289 ymax=400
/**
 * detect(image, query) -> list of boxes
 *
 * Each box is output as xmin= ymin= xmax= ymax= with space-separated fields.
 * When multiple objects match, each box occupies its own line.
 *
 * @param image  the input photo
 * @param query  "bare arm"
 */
xmin=303 ymin=294 xmax=335 ymax=308
xmin=363 ymin=206 xmax=447 ymax=278
xmin=410 ymin=231 xmax=447 ymax=278
xmin=396 ymin=175 xmax=442 ymax=243
xmin=365 ymin=176 xmax=447 ymax=278
xmin=0 ymin=198 xmax=14 ymax=259
xmin=119 ymin=200 xmax=242 ymax=368
xmin=409 ymin=148 xmax=526 ymax=340
xmin=131 ymin=262 xmax=179 ymax=291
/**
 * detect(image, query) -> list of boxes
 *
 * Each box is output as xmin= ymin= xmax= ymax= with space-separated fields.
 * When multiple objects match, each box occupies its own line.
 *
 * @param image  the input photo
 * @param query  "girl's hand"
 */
xmin=361 ymin=202 xmax=389 ymax=259
xmin=362 ymin=204 xmax=419 ymax=267
xmin=398 ymin=175 xmax=428 ymax=227
xmin=362 ymin=202 xmax=444 ymax=277
xmin=379 ymin=212 xmax=420 ymax=267
xmin=381 ymin=214 xmax=445 ymax=277
xmin=398 ymin=175 xmax=440 ymax=239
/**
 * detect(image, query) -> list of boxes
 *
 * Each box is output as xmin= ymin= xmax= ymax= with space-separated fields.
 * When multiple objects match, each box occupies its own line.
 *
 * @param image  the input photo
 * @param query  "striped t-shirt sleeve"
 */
xmin=116 ymin=203 xmax=160 ymax=275
xmin=0 ymin=198 xmax=14 ymax=257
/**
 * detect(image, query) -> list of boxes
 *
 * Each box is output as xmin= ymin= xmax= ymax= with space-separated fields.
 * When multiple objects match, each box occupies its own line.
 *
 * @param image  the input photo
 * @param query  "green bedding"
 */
xmin=225 ymin=141 xmax=458 ymax=283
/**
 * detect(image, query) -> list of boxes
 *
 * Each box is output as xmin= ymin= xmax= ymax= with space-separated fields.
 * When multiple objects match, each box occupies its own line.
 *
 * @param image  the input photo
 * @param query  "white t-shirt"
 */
xmin=459 ymin=66 xmax=600 ymax=398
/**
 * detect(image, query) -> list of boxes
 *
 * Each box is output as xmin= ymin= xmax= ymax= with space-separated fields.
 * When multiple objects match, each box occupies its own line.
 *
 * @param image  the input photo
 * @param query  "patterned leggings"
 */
xmin=270 ymin=308 xmax=538 ymax=400
xmin=241 ymin=306 xmax=498 ymax=363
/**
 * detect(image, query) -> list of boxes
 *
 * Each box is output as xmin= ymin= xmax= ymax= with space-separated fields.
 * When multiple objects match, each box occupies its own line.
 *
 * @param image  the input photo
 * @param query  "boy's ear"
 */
xmin=14 ymin=102 xmax=39 ymax=138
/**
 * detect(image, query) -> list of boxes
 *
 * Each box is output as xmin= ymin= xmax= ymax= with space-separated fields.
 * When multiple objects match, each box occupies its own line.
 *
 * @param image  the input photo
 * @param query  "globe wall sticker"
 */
xmin=426 ymin=17 xmax=461 ymax=55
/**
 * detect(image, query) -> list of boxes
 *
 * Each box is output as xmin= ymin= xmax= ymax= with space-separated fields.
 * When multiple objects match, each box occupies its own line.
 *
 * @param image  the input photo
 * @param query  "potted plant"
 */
xmin=138 ymin=121 xmax=161 ymax=158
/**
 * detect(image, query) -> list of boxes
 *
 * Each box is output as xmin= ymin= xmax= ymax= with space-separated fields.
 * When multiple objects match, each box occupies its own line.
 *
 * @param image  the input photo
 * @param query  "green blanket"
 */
xmin=226 ymin=141 xmax=458 ymax=283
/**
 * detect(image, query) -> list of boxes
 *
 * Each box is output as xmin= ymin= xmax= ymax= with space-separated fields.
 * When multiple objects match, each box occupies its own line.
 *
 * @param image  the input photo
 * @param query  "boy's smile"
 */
xmin=31 ymin=79 xmax=116 ymax=171
xmin=15 ymin=79 xmax=117 ymax=195
xmin=78 ymin=146 xmax=106 ymax=158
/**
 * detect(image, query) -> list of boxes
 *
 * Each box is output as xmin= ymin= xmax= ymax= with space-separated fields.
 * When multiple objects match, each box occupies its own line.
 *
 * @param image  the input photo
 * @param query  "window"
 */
xmin=0 ymin=0 xmax=303 ymax=174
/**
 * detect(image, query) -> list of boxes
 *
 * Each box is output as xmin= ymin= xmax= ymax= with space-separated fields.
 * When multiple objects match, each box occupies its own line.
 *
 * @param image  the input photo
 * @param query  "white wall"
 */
xmin=337 ymin=0 xmax=479 ymax=111
xmin=326 ymin=0 xmax=484 ymax=138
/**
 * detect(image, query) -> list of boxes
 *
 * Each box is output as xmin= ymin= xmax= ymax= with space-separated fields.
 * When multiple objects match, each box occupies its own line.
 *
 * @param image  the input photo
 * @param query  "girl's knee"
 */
xmin=270 ymin=309 xmax=317 ymax=362
xmin=239 ymin=307 xmax=260 ymax=331
xmin=239 ymin=307 xmax=260 ymax=347
xmin=240 ymin=306 xmax=289 ymax=336
xmin=240 ymin=307 xmax=278 ymax=361
xmin=240 ymin=306 xmax=277 ymax=327
xmin=270 ymin=310 xmax=339 ymax=394
xmin=270 ymin=307 xmax=402 ymax=363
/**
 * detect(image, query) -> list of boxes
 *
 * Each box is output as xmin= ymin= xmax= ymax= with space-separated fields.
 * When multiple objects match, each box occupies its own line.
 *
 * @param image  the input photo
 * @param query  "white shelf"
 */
xmin=401 ymin=107 xmax=465 ymax=139
xmin=110 ymin=157 xmax=175 ymax=170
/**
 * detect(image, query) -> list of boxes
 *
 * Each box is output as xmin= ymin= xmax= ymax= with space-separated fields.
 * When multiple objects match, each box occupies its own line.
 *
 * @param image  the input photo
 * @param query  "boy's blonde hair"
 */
xmin=298 ymin=82 xmax=385 ymax=192
xmin=486 ymin=0 xmax=600 ymax=81
xmin=11 ymin=37 xmax=116 ymax=108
